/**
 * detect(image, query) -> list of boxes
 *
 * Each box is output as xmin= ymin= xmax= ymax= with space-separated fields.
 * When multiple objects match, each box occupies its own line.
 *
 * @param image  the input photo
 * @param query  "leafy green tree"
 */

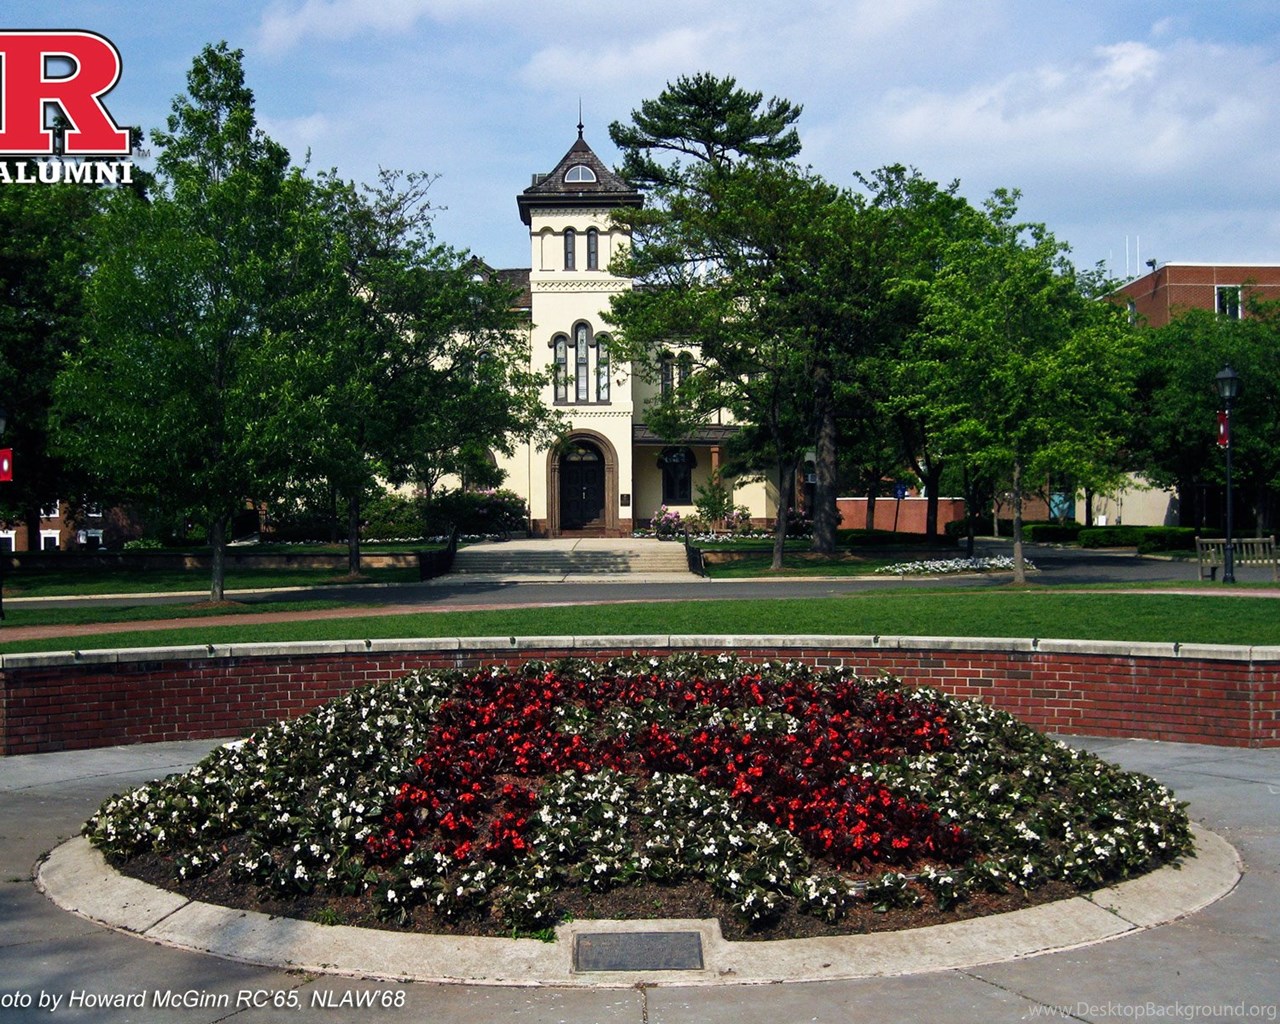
xmin=53 ymin=43 xmax=319 ymax=599
xmin=0 ymin=175 xmax=100 ymax=546
xmin=610 ymin=75 xmax=879 ymax=566
xmin=860 ymin=167 xmax=984 ymax=539
xmin=609 ymin=154 xmax=836 ymax=569
xmin=292 ymin=169 xmax=556 ymax=572
xmin=916 ymin=192 xmax=1139 ymax=582
xmin=1130 ymin=303 xmax=1280 ymax=534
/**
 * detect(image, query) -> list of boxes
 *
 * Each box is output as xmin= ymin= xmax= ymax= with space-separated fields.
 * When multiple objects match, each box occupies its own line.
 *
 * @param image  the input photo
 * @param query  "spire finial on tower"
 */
xmin=577 ymin=99 xmax=584 ymax=139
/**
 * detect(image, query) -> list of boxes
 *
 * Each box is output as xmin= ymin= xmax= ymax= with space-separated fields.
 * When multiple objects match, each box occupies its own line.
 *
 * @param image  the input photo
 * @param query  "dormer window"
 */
xmin=565 ymin=164 xmax=597 ymax=183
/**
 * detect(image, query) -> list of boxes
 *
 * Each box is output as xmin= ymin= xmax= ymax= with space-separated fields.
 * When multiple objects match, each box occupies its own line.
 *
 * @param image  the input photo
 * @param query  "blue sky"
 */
xmin=8 ymin=1 xmax=1280 ymax=275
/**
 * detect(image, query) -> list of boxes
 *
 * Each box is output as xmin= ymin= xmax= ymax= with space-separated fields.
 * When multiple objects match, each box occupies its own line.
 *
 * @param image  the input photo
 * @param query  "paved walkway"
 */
xmin=6 ymin=541 xmax=1280 ymax=648
xmin=2 ymin=736 xmax=1277 ymax=1022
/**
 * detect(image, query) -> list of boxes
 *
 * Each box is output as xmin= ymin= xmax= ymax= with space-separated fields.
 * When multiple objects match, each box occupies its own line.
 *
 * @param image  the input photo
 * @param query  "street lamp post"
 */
xmin=1215 ymin=365 xmax=1241 ymax=584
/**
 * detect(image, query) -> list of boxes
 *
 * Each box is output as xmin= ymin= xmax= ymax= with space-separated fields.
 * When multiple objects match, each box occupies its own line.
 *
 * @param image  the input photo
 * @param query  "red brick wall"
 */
xmin=836 ymin=497 xmax=967 ymax=534
xmin=1 ymin=638 xmax=1275 ymax=754
xmin=1113 ymin=264 xmax=1280 ymax=329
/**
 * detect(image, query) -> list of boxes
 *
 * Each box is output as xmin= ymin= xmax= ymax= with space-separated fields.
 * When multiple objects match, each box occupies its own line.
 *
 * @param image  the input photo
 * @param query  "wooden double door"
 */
xmin=560 ymin=442 xmax=606 ymax=530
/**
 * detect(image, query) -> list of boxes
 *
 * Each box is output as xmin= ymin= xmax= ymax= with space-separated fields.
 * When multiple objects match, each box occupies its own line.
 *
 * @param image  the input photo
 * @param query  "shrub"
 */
xmin=944 ymin=517 xmax=1014 ymax=539
xmin=1023 ymin=522 xmax=1082 ymax=544
xmin=836 ymin=529 xmax=944 ymax=548
xmin=694 ymin=476 xmax=737 ymax=524
xmin=360 ymin=492 xmax=428 ymax=541
xmin=1077 ymin=526 xmax=1197 ymax=553
xmin=786 ymin=508 xmax=813 ymax=537
xmin=425 ymin=488 xmax=528 ymax=536
xmin=122 ymin=537 xmax=165 ymax=551
xmin=652 ymin=506 xmax=683 ymax=538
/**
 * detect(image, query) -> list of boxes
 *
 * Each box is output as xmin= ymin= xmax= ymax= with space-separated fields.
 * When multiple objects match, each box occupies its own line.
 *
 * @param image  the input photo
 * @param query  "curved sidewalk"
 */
xmin=36 ymin=825 xmax=1238 ymax=987
xmin=3 ymin=736 xmax=1278 ymax=1022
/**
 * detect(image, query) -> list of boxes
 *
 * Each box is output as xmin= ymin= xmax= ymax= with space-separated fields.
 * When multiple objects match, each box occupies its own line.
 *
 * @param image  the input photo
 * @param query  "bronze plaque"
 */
xmin=573 ymin=931 xmax=704 ymax=972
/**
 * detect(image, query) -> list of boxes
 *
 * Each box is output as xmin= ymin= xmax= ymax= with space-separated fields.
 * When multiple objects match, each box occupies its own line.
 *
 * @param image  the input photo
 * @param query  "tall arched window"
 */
xmin=575 ymin=323 xmax=590 ymax=401
xmin=596 ymin=334 xmax=610 ymax=402
xmin=564 ymin=228 xmax=576 ymax=270
xmin=677 ymin=351 xmax=693 ymax=386
xmin=553 ymin=334 xmax=569 ymax=402
xmin=586 ymin=228 xmax=599 ymax=270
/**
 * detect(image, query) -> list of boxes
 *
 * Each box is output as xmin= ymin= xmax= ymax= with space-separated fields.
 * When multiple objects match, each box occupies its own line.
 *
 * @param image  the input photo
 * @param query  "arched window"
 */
xmin=586 ymin=228 xmax=599 ymax=270
xmin=596 ymin=334 xmax=610 ymax=402
xmin=565 ymin=164 xmax=597 ymax=183
xmin=564 ymin=228 xmax=576 ymax=270
xmin=553 ymin=334 xmax=569 ymax=402
xmin=659 ymin=447 xmax=696 ymax=505
xmin=575 ymin=323 xmax=590 ymax=401
xmin=660 ymin=351 xmax=695 ymax=396
xmin=677 ymin=351 xmax=693 ymax=386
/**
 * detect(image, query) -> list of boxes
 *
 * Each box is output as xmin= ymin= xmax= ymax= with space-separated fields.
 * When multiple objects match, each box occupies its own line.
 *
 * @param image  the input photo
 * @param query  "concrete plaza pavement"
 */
xmin=1 ymin=735 xmax=1277 ymax=1023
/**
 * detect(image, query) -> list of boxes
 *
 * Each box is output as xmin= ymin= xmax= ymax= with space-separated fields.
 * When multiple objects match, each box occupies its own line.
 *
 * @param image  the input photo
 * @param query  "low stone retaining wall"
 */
xmin=2 ymin=636 xmax=1277 ymax=755
xmin=1 ymin=551 xmax=421 ymax=572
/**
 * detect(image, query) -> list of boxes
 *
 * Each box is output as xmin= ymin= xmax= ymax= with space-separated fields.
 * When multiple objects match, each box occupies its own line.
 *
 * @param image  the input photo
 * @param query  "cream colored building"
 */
xmin=490 ymin=128 xmax=775 ymax=536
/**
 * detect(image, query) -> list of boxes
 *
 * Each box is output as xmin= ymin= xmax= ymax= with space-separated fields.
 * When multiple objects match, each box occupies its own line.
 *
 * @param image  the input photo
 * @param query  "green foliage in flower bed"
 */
xmin=85 ymin=656 xmax=1192 ymax=934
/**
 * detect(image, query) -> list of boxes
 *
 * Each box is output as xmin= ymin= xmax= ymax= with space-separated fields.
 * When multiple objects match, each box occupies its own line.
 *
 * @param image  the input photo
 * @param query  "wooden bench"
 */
xmin=1196 ymin=535 xmax=1279 ymax=581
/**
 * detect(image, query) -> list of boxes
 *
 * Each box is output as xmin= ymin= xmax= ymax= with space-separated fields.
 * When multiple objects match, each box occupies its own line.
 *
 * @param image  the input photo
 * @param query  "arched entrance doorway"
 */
xmin=559 ymin=440 xmax=606 ymax=530
xmin=547 ymin=432 xmax=620 ymax=536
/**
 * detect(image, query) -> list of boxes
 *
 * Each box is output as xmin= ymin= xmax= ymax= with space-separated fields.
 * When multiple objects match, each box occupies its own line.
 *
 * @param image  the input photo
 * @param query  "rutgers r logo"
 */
xmin=0 ymin=30 xmax=132 ymax=156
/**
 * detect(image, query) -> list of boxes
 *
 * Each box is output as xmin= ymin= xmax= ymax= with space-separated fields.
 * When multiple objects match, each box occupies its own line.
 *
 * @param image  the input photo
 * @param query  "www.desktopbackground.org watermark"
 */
xmin=1031 ymin=1003 xmax=1277 ymax=1021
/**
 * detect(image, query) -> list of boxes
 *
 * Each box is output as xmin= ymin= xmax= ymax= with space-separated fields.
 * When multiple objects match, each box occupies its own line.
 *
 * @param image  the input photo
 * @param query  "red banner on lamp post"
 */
xmin=1217 ymin=411 xmax=1230 ymax=449
xmin=0 ymin=448 xmax=11 ymax=481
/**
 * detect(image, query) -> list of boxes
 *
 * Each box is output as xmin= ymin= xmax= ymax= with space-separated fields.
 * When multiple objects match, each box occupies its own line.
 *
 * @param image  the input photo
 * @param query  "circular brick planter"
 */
xmin=2 ymin=635 xmax=1278 ymax=755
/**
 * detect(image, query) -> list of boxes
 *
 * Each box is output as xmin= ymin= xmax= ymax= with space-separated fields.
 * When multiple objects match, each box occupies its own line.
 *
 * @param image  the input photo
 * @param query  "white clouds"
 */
xmin=58 ymin=0 xmax=1277 ymax=267
xmin=851 ymin=33 xmax=1277 ymax=183
xmin=256 ymin=0 xmax=487 ymax=54
xmin=259 ymin=111 xmax=335 ymax=162
xmin=521 ymin=27 xmax=722 ymax=92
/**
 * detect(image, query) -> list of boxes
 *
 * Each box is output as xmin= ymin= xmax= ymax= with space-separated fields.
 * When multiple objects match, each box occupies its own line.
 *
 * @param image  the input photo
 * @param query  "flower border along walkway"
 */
xmin=1 ymin=634 xmax=1278 ymax=754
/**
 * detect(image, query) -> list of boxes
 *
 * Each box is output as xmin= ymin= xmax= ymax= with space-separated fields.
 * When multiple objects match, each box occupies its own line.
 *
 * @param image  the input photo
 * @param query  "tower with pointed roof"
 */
xmin=490 ymin=126 xmax=775 ymax=537
xmin=504 ymin=127 xmax=643 ymax=536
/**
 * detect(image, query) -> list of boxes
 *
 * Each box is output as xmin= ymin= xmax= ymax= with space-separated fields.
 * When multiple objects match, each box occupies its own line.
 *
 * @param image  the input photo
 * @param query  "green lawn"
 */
xmin=704 ymin=552 xmax=902 ymax=578
xmin=4 ymin=590 xmax=1278 ymax=655
xmin=2 ymin=564 xmax=421 ymax=598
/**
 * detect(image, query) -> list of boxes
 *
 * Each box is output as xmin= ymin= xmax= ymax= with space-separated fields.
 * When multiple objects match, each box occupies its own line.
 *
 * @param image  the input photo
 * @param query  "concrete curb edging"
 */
xmin=36 ymin=823 xmax=1239 ymax=988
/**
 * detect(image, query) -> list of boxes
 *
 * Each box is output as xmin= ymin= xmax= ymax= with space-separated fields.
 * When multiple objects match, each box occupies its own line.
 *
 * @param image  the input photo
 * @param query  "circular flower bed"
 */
xmin=87 ymin=655 xmax=1192 ymax=940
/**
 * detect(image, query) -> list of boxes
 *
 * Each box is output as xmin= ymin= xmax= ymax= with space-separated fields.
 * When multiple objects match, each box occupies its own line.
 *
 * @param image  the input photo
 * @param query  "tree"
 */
xmin=1130 ymin=303 xmax=1280 ymax=534
xmin=859 ymin=167 xmax=983 ymax=540
xmin=611 ymin=75 xmax=872 ymax=568
xmin=0 ymin=174 xmax=99 ymax=546
xmin=609 ymin=72 xmax=801 ymax=189
xmin=292 ymin=169 xmax=556 ymax=573
xmin=915 ymin=192 xmax=1139 ymax=582
xmin=53 ymin=43 xmax=318 ymax=599
xmin=609 ymin=152 xmax=840 ymax=569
